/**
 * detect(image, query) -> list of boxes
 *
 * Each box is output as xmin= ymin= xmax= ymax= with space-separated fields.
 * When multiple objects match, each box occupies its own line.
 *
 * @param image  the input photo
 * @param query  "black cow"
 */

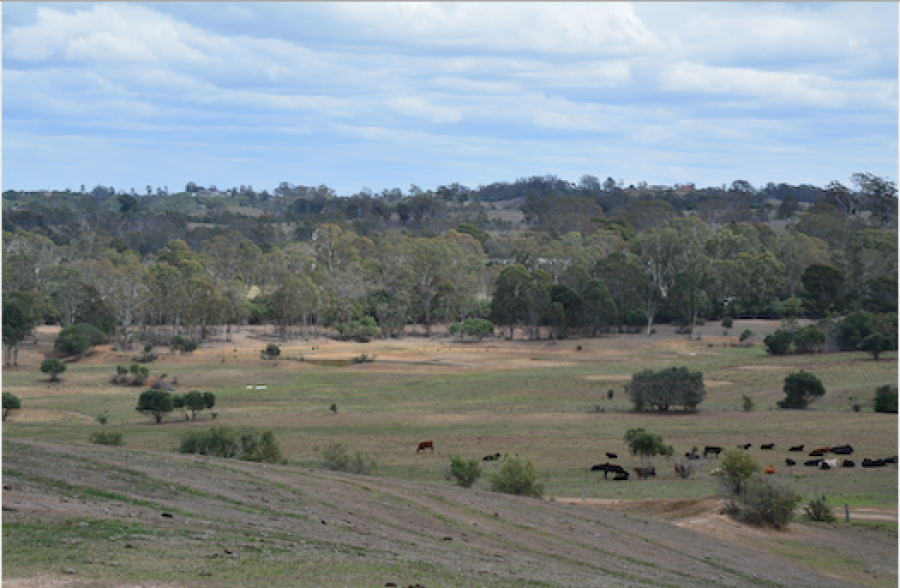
xmin=760 ymin=443 xmax=774 ymax=450
xmin=591 ymin=463 xmax=627 ymax=479
xmin=703 ymin=446 xmax=722 ymax=458
xmin=785 ymin=458 xmax=796 ymax=467
xmin=613 ymin=472 xmax=629 ymax=481
xmin=737 ymin=443 xmax=751 ymax=450
xmin=788 ymin=445 xmax=804 ymax=452
xmin=804 ymin=459 xmax=823 ymax=467
xmin=685 ymin=453 xmax=701 ymax=461
xmin=809 ymin=449 xmax=827 ymax=457
xmin=831 ymin=445 xmax=853 ymax=455
xmin=841 ymin=460 xmax=855 ymax=468
xmin=606 ymin=452 xmax=618 ymax=459
xmin=884 ymin=456 xmax=898 ymax=464
xmin=820 ymin=462 xmax=831 ymax=470
xmin=483 ymin=453 xmax=501 ymax=461
xmin=862 ymin=459 xmax=886 ymax=468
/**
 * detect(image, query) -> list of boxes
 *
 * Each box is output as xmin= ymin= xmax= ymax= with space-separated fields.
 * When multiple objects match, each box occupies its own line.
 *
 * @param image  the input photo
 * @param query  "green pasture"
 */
xmin=4 ymin=339 xmax=897 ymax=509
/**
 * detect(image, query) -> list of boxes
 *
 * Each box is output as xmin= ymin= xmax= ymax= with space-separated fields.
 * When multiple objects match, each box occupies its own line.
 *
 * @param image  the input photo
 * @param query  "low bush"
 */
xmin=804 ymin=494 xmax=836 ymax=522
xmin=316 ymin=443 xmax=377 ymax=475
xmin=89 ymin=430 xmax=123 ymax=446
xmin=178 ymin=426 xmax=285 ymax=463
xmin=874 ymin=385 xmax=898 ymax=414
xmin=724 ymin=476 xmax=802 ymax=529
xmin=488 ymin=455 xmax=543 ymax=498
xmin=449 ymin=456 xmax=482 ymax=488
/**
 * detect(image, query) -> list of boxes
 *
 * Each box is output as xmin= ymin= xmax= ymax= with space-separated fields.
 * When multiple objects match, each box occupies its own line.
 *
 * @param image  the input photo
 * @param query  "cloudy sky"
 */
xmin=3 ymin=3 xmax=897 ymax=195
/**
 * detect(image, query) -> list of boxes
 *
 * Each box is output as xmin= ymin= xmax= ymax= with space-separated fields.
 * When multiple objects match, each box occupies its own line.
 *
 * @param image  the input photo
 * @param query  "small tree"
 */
xmin=136 ymin=390 xmax=174 ymax=424
xmin=859 ymin=333 xmax=892 ymax=361
xmin=739 ymin=329 xmax=753 ymax=343
xmin=449 ymin=456 xmax=482 ymax=488
xmin=203 ymin=392 xmax=216 ymax=411
xmin=624 ymin=427 xmax=673 ymax=469
xmin=777 ymin=371 xmax=825 ymax=409
xmin=722 ymin=316 xmax=733 ymax=330
xmin=488 ymin=456 xmax=543 ymax=498
xmin=3 ymin=392 xmax=21 ymax=421
xmin=264 ymin=343 xmax=281 ymax=358
xmin=183 ymin=391 xmax=206 ymax=420
xmin=874 ymin=385 xmax=898 ymax=414
xmin=804 ymin=494 xmax=835 ymax=522
xmin=41 ymin=358 xmax=67 ymax=382
xmin=719 ymin=448 xmax=759 ymax=497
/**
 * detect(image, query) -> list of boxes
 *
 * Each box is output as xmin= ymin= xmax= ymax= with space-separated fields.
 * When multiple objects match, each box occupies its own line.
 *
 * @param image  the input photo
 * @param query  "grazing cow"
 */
xmin=483 ymin=453 xmax=501 ymax=461
xmin=633 ymin=467 xmax=656 ymax=480
xmin=785 ymin=458 xmax=796 ymax=467
xmin=804 ymin=459 xmax=823 ymax=467
xmin=884 ymin=456 xmax=898 ymax=465
xmin=737 ymin=443 xmax=751 ymax=450
xmin=862 ymin=458 xmax=886 ymax=468
xmin=809 ymin=450 xmax=827 ymax=457
xmin=831 ymin=445 xmax=853 ymax=455
xmin=703 ymin=446 xmax=722 ymax=458
xmin=819 ymin=462 xmax=831 ymax=470
xmin=686 ymin=454 xmax=701 ymax=461
xmin=613 ymin=472 xmax=629 ymax=481
xmin=811 ymin=446 xmax=831 ymax=454
xmin=591 ymin=463 xmax=627 ymax=479
xmin=841 ymin=460 xmax=855 ymax=468
xmin=788 ymin=445 xmax=804 ymax=452
xmin=606 ymin=452 xmax=618 ymax=459
xmin=820 ymin=459 xmax=838 ymax=469
xmin=416 ymin=440 xmax=434 ymax=453
xmin=764 ymin=465 xmax=775 ymax=474
xmin=760 ymin=443 xmax=775 ymax=450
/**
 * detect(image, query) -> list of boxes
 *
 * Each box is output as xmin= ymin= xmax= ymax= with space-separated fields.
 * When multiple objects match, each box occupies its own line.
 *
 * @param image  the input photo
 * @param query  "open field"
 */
xmin=3 ymin=322 xmax=897 ymax=585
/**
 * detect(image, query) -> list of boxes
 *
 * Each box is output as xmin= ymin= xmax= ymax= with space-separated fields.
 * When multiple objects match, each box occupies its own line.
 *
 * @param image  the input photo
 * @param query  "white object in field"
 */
xmin=246 ymin=386 xmax=253 ymax=389
xmin=255 ymin=385 xmax=267 ymax=389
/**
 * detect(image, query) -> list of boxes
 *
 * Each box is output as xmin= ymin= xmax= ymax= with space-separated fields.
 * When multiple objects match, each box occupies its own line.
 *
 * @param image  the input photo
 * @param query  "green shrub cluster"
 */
xmin=449 ymin=456 xmax=482 ymax=488
xmin=179 ymin=426 xmax=285 ymax=463
xmin=89 ymin=430 xmax=123 ymax=446
xmin=488 ymin=455 xmax=543 ymax=498
xmin=804 ymin=494 xmax=836 ymax=522
xmin=55 ymin=323 xmax=106 ymax=356
xmin=316 ymin=443 xmax=377 ymax=475
xmin=874 ymin=385 xmax=898 ymax=413
xmin=719 ymin=448 xmax=801 ymax=529
xmin=170 ymin=335 xmax=198 ymax=353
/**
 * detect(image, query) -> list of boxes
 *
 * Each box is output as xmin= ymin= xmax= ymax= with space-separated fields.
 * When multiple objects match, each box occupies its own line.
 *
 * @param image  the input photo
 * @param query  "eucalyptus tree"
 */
xmin=592 ymin=252 xmax=643 ymax=330
xmin=634 ymin=228 xmax=682 ymax=334
xmin=492 ymin=264 xmax=531 ymax=339
xmin=777 ymin=233 xmax=830 ymax=298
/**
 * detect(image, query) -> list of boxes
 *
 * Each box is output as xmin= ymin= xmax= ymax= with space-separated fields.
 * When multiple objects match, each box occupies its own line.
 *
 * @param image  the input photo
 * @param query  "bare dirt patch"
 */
xmin=4 ymin=409 xmax=94 ymax=424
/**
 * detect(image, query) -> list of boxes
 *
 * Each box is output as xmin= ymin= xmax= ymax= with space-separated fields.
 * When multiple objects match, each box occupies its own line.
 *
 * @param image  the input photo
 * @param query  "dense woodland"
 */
xmin=2 ymin=172 xmax=897 ymax=359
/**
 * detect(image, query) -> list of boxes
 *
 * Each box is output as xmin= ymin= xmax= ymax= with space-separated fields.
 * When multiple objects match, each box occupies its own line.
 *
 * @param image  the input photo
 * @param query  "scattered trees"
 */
xmin=624 ymin=427 xmax=674 ymax=468
xmin=314 ymin=442 xmax=375 ymax=473
xmin=180 ymin=426 xmax=286 ymax=464
xmin=777 ymin=371 xmax=825 ymax=409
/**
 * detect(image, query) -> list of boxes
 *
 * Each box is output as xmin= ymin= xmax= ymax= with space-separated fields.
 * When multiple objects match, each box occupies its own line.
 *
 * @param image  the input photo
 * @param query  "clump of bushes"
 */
xmin=55 ymin=323 xmax=105 ymax=356
xmin=170 ymin=335 xmax=198 ymax=354
xmin=3 ymin=392 xmax=21 ymax=421
xmin=89 ymin=430 xmax=123 ymax=446
xmin=179 ymin=426 xmax=285 ymax=463
xmin=488 ymin=455 xmax=543 ymax=498
xmin=261 ymin=343 xmax=281 ymax=359
xmin=335 ymin=317 xmax=378 ymax=341
xmin=449 ymin=456 xmax=482 ymax=488
xmin=315 ymin=443 xmax=376 ymax=475
xmin=719 ymin=448 xmax=801 ymax=529
xmin=777 ymin=371 xmax=825 ymax=409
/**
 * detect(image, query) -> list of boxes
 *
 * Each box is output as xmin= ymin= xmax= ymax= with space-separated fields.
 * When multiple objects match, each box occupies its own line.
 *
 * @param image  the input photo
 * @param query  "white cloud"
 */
xmin=388 ymin=96 xmax=462 ymax=124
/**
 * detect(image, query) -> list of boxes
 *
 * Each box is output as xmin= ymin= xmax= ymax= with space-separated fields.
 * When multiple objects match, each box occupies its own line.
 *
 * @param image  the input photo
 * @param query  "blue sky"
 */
xmin=3 ymin=2 xmax=897 ymax=195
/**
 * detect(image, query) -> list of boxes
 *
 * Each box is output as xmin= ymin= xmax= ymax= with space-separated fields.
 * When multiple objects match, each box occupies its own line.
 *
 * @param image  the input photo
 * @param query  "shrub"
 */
xmin=449 ymin=456 xmax=482 ymax=488
xmin=40 ymin=358 xmax=67 ymax=381
xmin=264 ymin=343 xmax=281 ymax=357
xmin=764 ymin=330 xmax=793 ymax=355
xmin=55 ymin=323 xmax=105 ymax=356
xmin=835 ymin=310 xmax=876 ymax=351
xmin=726 ymin=475 xmax=802 ymax=529
xmin=804 ymin=494 xmax=836 ymax=522
xmin=316 ymin=443 xmax=376 ymax=474
xmin=89 ymin=430 xmax=123 ymax=446
xmin=179 ymin=426 xmax=286 ymax=463
xmin=626 ymin=308 xmax=647 ymax=327
xmin=488 ymin=456 xmax=543 ymax=498
xmin=742 ymin=395 xmax=754 ymax=412
xmin=625 ymin=366 xmax=706 ymax=412
xmin=859 ymin=333 xmax=892 ymax=361
xmin=95 ymin=411 xmax=110 ymax=425
xmin=777 ymin=371 xmax=825 ymax=409
xmin=721 ymin=316 xmax=733 ymax=329
xmin=718 ymin=449 xmax=759 ymax=497
xmin=3 ymin=392 xmax=21 ymax=421
xmin=330 ymin=402 xmax=338 ymax=414
xmin=739 ymin=329 xmax=753 ymax=342
xmin=874 ymin=385 xmax=898 ymax=414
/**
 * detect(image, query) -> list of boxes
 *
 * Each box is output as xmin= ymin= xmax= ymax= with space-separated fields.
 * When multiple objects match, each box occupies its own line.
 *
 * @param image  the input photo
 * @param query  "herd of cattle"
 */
xmin=415 ymin=440 xmax=897 ymax=480
xmin=588 ymin=443 xmax=897 ymax=481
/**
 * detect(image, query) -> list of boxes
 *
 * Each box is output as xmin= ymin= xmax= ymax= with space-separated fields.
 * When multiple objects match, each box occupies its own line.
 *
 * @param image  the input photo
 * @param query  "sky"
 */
xmin=2 ymin=2 xmax=897 ymax=196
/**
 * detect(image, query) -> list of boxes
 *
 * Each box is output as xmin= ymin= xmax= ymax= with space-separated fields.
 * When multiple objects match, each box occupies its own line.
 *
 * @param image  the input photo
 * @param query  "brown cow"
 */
xmin=764 ymin=465 xmax=775 ymax=474
xmin=416 ymin=440 xmax=434 ymax=453
xmin=633 ymin=467 xmax=656 ymax=480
